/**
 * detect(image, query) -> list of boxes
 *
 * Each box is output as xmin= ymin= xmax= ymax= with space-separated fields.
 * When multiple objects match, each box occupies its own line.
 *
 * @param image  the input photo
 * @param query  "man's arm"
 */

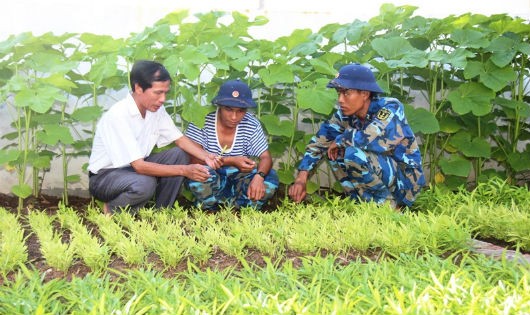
xmin=255 ymin=150 xmax=272 ymax=175
xmin=247 ymin=150 xmax=273 ymax=201
xmin=130 ymin=158 xmax=211 ymax=182
xmin=175 ymin=136 xmax=222 ymax=169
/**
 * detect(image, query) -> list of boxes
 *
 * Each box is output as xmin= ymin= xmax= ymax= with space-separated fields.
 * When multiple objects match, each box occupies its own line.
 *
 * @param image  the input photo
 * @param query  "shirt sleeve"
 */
xmin=298 ymin=110 xmax=344 ymax=171
xmin=156 ymin=106 xmax=183 ymax=147
xmin=247 ymin=123 xmax=268 ymax=157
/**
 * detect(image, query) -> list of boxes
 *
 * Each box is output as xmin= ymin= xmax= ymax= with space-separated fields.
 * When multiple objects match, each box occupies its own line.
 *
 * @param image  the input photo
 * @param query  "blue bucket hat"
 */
xmin=327 ymin=63 xmax=383 ymax=93
xmin=211 ymin=79 xmax=256 ymax=108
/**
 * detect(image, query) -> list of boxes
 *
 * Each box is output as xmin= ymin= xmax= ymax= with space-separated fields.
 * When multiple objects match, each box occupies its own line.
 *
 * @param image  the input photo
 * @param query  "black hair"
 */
xmin=129 ymin=60 xmax=171 ymax=92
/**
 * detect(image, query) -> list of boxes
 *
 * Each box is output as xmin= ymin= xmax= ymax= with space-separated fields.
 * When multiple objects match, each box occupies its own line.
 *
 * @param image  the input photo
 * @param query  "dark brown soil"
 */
xmin=1 ymin=191 xmax=523 ymax=285
xmin=0 ymin=192 xmax=380 ymax=284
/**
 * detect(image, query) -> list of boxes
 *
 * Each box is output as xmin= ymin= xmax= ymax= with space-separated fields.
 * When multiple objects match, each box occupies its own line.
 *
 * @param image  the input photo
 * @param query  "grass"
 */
xmin=0 ymin=178 xmax=529 ymax=313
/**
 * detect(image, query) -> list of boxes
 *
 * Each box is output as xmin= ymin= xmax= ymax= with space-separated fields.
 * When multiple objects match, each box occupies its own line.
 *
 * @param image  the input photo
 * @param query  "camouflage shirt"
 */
xmin=298 ymin=97 xmax=423 ymax=173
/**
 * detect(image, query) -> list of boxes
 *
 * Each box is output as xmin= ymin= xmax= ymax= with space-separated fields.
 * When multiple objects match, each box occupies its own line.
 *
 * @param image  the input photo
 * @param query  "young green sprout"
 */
xmin=220 ymin=145 xmax=229 ymax=155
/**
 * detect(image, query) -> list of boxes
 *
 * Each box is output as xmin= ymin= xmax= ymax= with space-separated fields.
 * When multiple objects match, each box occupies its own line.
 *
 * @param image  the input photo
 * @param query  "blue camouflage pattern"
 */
xmin=298 ymin=97 xmax=425 ymax=206
xmin=187 ymin=166 xmax=279 ymax=210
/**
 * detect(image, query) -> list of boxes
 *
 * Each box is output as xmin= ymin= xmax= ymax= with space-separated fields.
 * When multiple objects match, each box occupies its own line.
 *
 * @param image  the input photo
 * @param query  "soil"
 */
xmin=0 ymin=191 xmax=380 ymax=284
xmin=1 ymin=191 xmax=524 ymax=285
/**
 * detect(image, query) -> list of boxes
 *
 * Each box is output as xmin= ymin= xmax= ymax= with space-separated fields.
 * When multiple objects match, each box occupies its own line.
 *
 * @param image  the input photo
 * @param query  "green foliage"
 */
xmin=415 ymin=177 xmax=530 ymax=250
xmin=1 ymin=179 xmax=530 ymax=312
xmin=0 ymin=4 xmax=529 ymax=203
xmin=0 ymin=208 xmax=27 ymax=275
xmin=1 ymin=253 xmax=529 ymax=313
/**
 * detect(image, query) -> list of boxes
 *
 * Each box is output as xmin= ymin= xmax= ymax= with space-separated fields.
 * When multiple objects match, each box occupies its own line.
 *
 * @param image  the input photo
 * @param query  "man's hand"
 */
xmin=205 ymin=153 xmax=223 ymax=169
xmin=288 ymin=171 xmax=309 ymax=203
xmin=231 ymin=156 xmax=256 ymax=172
xmin=327 ymin=141 xmax=339 ymax=161
xmin=184 ymin=164 xmax=211 ymax=182
xmin=288 ymin=180 xmax=307 ymax=203
xmin=247 ymin=175 xmax=265 ymax=201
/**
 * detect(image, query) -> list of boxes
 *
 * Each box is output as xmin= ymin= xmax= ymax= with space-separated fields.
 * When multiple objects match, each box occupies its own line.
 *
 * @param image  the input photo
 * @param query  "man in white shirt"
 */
xmin=88 ymin=60 xmax=222 ymax=214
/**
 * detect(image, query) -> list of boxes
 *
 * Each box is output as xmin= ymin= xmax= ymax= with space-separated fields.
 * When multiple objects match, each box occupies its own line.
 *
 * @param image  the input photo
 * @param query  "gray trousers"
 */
xmin=89 ymin=147 xmax=190 ymax=213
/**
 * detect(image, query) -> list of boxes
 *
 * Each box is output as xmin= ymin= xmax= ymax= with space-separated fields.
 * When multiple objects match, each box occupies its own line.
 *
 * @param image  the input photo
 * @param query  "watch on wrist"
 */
xmin=257 ymin=171 xmax=266 ymax=178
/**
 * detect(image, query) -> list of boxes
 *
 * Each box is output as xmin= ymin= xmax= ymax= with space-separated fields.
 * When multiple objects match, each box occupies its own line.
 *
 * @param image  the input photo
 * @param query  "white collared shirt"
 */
xmin=88 ymin=93 xmax=182 ymax=173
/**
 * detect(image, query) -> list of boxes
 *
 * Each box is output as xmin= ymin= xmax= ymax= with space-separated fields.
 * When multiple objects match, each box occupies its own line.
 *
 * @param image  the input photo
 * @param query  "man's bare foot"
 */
xmin=103 ymin=203 xmax=112 ymax=215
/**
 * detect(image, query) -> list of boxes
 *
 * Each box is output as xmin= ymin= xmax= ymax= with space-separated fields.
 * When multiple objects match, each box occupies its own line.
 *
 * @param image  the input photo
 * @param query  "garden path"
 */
xmin=470 ymin=239 xmax=530 ymax=265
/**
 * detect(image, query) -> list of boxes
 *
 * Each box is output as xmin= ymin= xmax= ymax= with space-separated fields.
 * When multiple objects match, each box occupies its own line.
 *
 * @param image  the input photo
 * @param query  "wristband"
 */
xmin=257 ymin=171 xmax=266 ymax=178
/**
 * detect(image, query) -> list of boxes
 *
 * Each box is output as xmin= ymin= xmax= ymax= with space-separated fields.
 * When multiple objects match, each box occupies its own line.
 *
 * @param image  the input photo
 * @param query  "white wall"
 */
xmin=1 ymin=0 xmax=528 ymax=41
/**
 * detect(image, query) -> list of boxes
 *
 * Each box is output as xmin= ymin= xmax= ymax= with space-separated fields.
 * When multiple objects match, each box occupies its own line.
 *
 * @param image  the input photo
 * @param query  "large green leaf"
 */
xmin=371 ymin=37 xmax=427 ymax=68
xmin=487 ymin=37 xmax=517 ymax=67
xmin=463 ymin=61 xmax=483 ymax=79
xmin=258 ymin=64 xmax=294 ymax=87
xmin=448 ymin=132 xmax=491 ymax=158
xmin=260 ymin=115 xmax=294 ymax=137
xmin=268 ymin=142 xmax=287 ymax=158
xmin=0 ymin=32 xmax=32 ymax=54
xmin=12 ymin=184 xmax=32 ymax=199
xmin=198 ymin=42 xmax=220 ymax=59
xmin=494 ymin=97 xmax=530 ymax=119
xmin=180 ymin=45 xmax=210 ymax=65
xmin=296 ymin=79 xmax=336 ymax=115
xmin=36 ymin=125 xmax=74 ymax=146
xmin=444 ymin=48 xmax=475 ymax=69
xmin=181 ymin=102 xmax=213 ymax=129
xmin=28 ymin=52 xmax=78 ymax=74
xmin=71 ymin=106 xmax=104 ymax=122
xmin=404 ymin=105 xmax=439 ymax=134
xmin=309 ymin=53 xmax=343 ymax=76
xmin=331 ymin=20 xmax=369 ymax=44
xmin=31 ymin=154 xmax=52 ymax=169
xmin=277 ymin=169 xmax=295 ymax=185
xmin=450 ymin=29 xmax=490 ymax=48
xmin=464 ymin=60 xmax=517 ymax=92
xmin=278 ymin=29 xmax=314 ymax=51
xmin=489 ymin=17 xmax=530 ymax=34
xmin=439 ymin=154 xmax=471 ymax=177
xmin=480 ymin=63 xmax=517 ymax=92
xmin=306 ymin=181 xmax=320 ymax=194
xmin=88 ymin=54 xmax=118 ymax=86
xmin=41 ymin=73 xmax=78 ymax=92
xmin=0 ymin=149 xmax=19 ymax=164
xmin=507 ymin=152 xmax=530 ymax=172
xmin=166 ymin=45 xmax=211 ymax=80
xmin=80 ymin=34 xmax=123 ymax=54
xmin=14 ymin=85 xmax=66 ymax=113
xmin=438 ymin=116 xmax=462 ymax=134
xmin=291 ymin=37 xmax=320 ymax=56
xmin=447 ymin=82 xmax=495 ymax=116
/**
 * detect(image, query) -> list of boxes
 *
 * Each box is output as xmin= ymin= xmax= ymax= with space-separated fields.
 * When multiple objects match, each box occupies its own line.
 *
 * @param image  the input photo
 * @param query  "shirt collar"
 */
xmin=125 ymin=93 xmax=143 ymax=118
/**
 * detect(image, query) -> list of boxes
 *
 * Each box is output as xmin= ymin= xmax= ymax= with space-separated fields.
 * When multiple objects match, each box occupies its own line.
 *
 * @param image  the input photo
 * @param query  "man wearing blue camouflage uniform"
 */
xmin=289 ymin=64 xmax=425 ymax=208
xmin=186 ymin=80 xmax=279 ymax=210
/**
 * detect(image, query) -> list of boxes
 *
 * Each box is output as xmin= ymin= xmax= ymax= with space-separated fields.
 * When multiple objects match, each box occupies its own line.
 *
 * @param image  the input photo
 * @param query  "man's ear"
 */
xmin=133 ymin=83 xmax=143 ymax=93
xmin=361 ymin=90 xmax=371 ymax=100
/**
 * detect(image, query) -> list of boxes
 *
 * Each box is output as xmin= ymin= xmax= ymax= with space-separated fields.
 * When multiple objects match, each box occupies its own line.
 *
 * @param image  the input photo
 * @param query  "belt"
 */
xmin=89 ymin=171 xmax=96 ymax=178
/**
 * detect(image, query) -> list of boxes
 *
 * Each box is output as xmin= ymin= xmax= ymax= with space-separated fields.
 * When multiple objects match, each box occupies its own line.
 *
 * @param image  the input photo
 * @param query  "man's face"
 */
xmin=136 ymin=81 xmax=171 ymax=113
xmin=218 ymin=106 xmax=247 ymax=129
xmin=336 ymin=88 xmax=369 ymax=117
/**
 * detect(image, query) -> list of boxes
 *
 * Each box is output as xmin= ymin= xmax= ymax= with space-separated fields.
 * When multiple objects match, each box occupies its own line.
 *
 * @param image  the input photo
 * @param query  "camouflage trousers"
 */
xmin=329 ymin=146 xmax=417 ymax=207
xmin=187 ymin=166 xmax=279 ymax=210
